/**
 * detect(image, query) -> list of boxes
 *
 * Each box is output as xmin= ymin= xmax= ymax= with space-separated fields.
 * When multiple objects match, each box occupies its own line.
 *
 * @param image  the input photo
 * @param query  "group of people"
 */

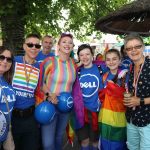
xmin=0 ymin=33 xmax=150 ymax=150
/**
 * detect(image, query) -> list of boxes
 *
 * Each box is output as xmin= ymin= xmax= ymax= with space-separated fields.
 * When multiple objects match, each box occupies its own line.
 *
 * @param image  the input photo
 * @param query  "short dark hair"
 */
xmin=25 ymin=33 xmax=41 ymax=40
xmin=105 ymin=48 xmax=121 ymax=60
xmin=77 ymin=44 xmax=94 ymax=56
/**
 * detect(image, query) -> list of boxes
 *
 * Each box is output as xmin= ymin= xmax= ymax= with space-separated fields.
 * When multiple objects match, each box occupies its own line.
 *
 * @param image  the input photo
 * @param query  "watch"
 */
xmin=140 ymin=97 xmax=145 ymax=106
xmin=45 ymin=92 xmax=49 ymax=100
xmin=45 ymin=92 xmax=49 ymax=97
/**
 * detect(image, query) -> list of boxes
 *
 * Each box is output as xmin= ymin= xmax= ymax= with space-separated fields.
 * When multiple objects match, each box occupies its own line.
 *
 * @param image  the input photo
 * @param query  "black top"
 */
xmin=126 ymin=56 xmax=150 ymax=127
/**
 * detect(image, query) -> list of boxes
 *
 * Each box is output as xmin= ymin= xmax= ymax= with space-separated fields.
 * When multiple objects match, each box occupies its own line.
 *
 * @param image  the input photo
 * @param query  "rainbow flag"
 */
xmin=66 ymin=121 xmax=74 ymax=146
xmin=35 ymin=58 xmax=49 ymax=105
xmin=99 ymin=82 xmax=127 ymax=150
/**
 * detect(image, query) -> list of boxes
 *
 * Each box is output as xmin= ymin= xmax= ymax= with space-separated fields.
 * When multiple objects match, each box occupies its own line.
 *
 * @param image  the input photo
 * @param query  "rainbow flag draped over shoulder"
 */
xmin=99 ymin=82 xmax=127 ymax=150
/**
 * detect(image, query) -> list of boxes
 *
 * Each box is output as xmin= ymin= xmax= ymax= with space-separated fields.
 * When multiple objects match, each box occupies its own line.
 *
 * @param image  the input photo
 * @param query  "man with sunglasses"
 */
xmin=11 ymin=34 xmax=41 ymax=150
xmin=36 ymin=35 xmax=55 ymax=63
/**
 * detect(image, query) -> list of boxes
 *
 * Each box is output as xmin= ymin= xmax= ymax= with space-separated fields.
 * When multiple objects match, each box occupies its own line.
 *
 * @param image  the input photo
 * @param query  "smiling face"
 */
xmin=58 ymin=36 xmax=74 ymax=55
xmin=78 ymin=48 xmax=93 ymax=68
xmin=42 ymin=36 xmax=53 ymax=54
xmin=105 ymin=52 xmax=121 ymax=74
xmin=0 ymin=50 xmax=12 ymax=76
xmin=125 ymin=39 xmax=144 ymax=63
xmin=23 ymin=37 xmax=41 ymax=62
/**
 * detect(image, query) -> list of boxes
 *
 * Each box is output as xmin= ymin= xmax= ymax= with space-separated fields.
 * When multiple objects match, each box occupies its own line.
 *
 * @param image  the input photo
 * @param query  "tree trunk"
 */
xmin=0 ymin=0 xmax=27 ymax=55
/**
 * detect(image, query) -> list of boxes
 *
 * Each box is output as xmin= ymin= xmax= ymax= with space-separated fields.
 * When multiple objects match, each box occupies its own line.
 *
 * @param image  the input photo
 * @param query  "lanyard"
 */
xmin=133 ymin=57 xmax=145 ymax=96
xmin=23 ymin=57 xmax=34 ymax=85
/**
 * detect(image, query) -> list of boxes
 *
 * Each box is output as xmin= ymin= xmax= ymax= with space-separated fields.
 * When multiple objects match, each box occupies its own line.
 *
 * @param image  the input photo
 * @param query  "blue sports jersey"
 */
xmin=36 ymin=50 xmax=54 ymax=63
xmin=79 ymin=64 xmax=101 ymax=112
xmin=12 ymin=56 xmax=40 ymax=109
xmin=0 ymin=76 xmax=16 ymax=141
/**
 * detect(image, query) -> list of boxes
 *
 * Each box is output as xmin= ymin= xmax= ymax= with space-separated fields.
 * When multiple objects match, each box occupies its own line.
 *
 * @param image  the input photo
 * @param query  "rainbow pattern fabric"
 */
xmin=43 ymin=56 xmax=76 ymax=93
xmin=35 ymin=56 xmax=76 ymax=105
xmin=99 ymin=82 xmax=127 ymax=150
xmin=13 ymin=62 xmax=39 ymax=93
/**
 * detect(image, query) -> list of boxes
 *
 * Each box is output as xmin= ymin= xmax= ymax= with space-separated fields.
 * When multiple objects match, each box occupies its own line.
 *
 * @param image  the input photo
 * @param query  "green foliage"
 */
xmin=0 ymin=0 xmax=130 ymax=39
xmin=144 ymin=37 xmax=150 ymax=45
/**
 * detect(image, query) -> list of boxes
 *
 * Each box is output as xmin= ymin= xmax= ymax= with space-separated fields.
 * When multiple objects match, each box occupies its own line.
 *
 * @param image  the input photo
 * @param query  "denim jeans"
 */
xmin=41 ymin=109 xmax=70 ymax=150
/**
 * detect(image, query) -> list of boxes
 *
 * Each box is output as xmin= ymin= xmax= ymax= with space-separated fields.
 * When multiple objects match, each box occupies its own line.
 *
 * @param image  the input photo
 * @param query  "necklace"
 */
xmin=23 ymin=57 xmax=34 ymax=85
xmin=133 ymin=57 xmax=145 ymax=96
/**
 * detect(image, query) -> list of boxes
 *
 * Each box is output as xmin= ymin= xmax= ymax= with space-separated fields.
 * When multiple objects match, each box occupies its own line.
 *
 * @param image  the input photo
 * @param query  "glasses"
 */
xmin=25 ymin=43 xmax=41 ymax=49
xmin=0 ymin=55 xmax=13 ymax=63
xmin=125 ymin=45 xmax=142 ymax=52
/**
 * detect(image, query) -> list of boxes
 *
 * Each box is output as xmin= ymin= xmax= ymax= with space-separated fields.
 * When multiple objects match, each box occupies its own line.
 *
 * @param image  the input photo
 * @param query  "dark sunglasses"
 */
xmin=0 ymin=55 xmax=13 ymax=63
xmin=26 ymin=43 xmax=41 ymax=49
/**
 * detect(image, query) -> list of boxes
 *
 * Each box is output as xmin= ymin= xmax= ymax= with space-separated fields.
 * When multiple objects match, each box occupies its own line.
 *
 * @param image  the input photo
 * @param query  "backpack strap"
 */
xmin=77 ymin=68 xmax=81 ymax=78
xmin=78 ymin=64 xmax=104 ymax=78
xmin=97 ymin=65 xmax=104 ymax=76
xmin=102 ymin=72 xmax=109 ymax=83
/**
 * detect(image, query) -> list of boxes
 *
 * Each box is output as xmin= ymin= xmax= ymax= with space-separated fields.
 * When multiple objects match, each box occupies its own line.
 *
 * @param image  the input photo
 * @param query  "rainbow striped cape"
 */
xmin=99 ymin=81 xmax=127 ymax=150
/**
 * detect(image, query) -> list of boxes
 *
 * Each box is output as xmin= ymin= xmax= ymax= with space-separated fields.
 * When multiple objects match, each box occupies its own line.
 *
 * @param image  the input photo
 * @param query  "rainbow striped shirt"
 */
xmin=12 ymin=56 xmax=40 ymax=109
xmin=42 ymin=56 xmax=76 ymax=95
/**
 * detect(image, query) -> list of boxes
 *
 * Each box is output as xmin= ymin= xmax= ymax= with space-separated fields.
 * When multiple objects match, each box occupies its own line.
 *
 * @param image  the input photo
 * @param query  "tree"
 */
xmin=0 ymin=0 xmax=130 ymax=55
xmin=0 ymin=0 xmax=27 ymax=55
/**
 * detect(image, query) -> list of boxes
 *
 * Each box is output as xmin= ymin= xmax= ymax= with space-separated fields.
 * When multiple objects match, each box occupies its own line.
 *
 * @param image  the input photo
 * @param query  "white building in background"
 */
xmin=144 ymin=46 xmax=150 ymax=56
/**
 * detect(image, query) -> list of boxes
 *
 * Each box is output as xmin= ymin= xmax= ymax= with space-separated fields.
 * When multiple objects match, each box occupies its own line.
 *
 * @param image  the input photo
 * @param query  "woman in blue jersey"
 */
xmin=0 ymin=47 xmax=16 ymax=148
xmin=72 ymin=44 xmax=104 ymax=150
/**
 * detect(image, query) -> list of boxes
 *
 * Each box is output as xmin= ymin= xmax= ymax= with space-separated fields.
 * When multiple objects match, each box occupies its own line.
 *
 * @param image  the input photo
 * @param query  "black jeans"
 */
xmin=11 ymin=114 xmax=39 ymax=150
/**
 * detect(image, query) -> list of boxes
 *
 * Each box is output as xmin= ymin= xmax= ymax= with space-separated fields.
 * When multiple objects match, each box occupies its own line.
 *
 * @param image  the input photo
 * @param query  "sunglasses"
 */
xmin=125 ymin=45 xmax=142 ymax=52
xmin=0 ymin=55 xmax=13 ymax=63
xmin=26 ymin=43 xmax=41 ymax=49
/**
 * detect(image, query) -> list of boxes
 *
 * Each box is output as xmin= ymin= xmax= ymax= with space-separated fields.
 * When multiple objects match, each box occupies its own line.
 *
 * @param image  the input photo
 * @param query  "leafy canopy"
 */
xmin=0 ymin=0 xmax=131 ymax=39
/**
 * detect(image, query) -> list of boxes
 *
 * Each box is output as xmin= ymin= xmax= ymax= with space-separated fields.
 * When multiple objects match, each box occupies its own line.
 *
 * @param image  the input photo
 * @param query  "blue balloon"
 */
xmin=34 ymin=101 xmax=56 ymax=124
xmin=57 ymin=92 xmax=73 ymax=113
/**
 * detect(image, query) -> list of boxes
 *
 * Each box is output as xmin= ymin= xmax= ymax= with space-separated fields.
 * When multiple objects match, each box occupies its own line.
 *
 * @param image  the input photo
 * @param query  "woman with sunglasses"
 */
xmin=11 ymin=34 xmax=41 ymax=150
xmin=0 ymin=47 xmax=16 ymax=148
xmin=38 ymin=33 xmax=76 ymax=150
xmin=123 ymin=34 xmax=150 ymax=150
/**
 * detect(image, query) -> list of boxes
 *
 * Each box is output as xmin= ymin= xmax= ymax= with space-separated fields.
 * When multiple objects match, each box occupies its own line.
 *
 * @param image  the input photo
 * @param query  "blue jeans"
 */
xmin=127 ymin=123 xmax=150 ymax=150
xmin=41 ymin=109 xmax=70 ymax=150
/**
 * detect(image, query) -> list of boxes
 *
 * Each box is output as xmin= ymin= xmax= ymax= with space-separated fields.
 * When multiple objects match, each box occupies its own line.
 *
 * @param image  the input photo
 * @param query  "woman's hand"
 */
xmin=47 ymin=93 xmax=58 ymax=104
xmin=124 ymin=96 xmax=140 ymax=108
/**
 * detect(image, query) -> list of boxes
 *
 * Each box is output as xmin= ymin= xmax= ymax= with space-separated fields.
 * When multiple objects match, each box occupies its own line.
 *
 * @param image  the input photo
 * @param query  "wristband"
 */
xmin=140 ymin=97 xmax=144 ymax=106
xmin=45 ymin=92 xmax=49 ymax=100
